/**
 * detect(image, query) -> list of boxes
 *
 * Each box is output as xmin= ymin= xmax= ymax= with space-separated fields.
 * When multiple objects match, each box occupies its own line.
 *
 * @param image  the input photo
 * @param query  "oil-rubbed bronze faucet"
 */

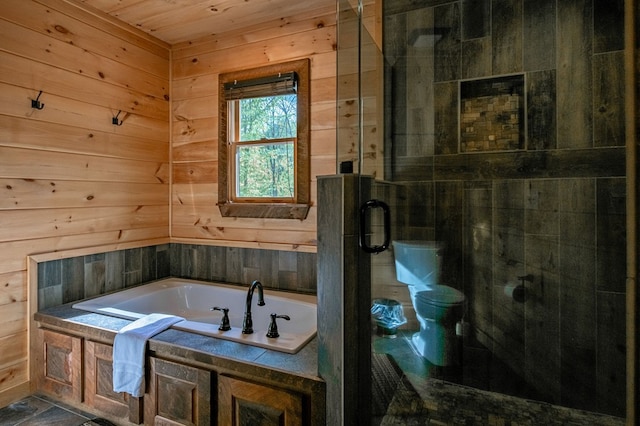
xmin=266 ymin=313 xmax=290 ymax=338
xmin=211 ymin=306 xmax=231 ymax=331
xmin=242 ymin=280 xmax=265 ymax=334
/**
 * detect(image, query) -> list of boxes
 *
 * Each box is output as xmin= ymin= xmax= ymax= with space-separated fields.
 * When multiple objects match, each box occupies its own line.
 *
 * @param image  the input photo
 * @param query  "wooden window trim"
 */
xmin=218 ymin=59 xmax=311 ymax=219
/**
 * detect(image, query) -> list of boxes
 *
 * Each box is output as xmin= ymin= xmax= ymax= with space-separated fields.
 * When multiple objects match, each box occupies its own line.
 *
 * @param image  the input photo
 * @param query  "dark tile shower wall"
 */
xmin=384 ymin=0 xmax=626 ymax=418
xmin=37 ymin=244 xmax=317 ymax=310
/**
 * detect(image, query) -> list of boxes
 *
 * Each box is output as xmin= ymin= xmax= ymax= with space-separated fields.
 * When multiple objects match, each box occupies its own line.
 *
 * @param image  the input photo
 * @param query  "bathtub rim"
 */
xmin=70 ymin=277 xmax=317 ymax=354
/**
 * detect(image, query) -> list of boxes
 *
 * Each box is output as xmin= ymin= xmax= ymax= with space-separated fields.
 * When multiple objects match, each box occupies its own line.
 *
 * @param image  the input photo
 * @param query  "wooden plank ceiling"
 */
xmin=76 ymin=0 xmax=337 ymax=45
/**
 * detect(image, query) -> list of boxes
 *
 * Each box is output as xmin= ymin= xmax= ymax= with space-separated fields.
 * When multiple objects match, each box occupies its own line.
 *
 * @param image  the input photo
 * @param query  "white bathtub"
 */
xmin=72 ymin=278 xmax=317 ymax=354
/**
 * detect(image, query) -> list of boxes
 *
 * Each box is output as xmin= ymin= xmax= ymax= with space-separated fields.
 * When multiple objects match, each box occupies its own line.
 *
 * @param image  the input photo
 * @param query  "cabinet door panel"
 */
xmin=218 ymin=375 xmax=303 ymax=426
xmin=85 ymin=340 xmax=143 ymax=424
xmin=145 ymin=357 xmax=211 ymax=426
xmin=38 ymin=329 xmax=82 ymax=402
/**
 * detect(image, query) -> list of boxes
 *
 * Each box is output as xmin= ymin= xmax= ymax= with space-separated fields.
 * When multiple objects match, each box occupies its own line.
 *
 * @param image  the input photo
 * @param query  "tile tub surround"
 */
xmin=169 ymin=243 xmax=317 ymax=294
xmin=37 ymin=243 xmax=318 ymax=310
xmin=37 ymin=244 xmax=172 ymax=311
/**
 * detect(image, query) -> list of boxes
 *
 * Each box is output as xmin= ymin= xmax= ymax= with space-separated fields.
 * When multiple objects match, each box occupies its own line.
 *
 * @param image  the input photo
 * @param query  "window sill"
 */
xmin=218 ymin=202 xmax=310 ymax=220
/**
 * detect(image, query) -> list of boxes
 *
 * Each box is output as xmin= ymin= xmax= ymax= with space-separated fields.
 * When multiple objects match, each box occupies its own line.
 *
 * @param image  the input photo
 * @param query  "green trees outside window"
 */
xmin=235 ymin=95 xmax=296 ymax=198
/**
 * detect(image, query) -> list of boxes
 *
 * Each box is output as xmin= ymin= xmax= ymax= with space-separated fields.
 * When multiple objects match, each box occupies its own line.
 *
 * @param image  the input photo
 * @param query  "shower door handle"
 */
xmin=359 ymin=199 xmax=390 ymax=254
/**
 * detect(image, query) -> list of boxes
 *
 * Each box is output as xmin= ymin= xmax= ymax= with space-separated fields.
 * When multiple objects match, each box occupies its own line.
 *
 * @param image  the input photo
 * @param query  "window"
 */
xmin=218 ymin=59 xmax=311 ymax=219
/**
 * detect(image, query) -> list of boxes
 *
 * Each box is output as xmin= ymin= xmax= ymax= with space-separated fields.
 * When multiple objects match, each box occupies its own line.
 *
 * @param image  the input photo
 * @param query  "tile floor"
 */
xmin=0 ymin=395 xmax=112 ymax=426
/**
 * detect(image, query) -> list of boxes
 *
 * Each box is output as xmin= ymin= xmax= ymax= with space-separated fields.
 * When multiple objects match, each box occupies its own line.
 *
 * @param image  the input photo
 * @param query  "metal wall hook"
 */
xmin=31 ymin=91 xmax=45 ymax=110
xmin=112 ymin=110 xmax=123 ymax=126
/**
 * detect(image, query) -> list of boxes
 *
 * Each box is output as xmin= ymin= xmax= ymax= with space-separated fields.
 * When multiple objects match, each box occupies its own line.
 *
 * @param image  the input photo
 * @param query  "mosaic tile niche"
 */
xmin=460 ymin=75 xmax=524 ymax=152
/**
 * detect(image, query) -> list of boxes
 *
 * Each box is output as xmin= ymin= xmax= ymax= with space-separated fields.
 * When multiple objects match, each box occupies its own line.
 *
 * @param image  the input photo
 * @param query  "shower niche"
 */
xmin=459 ymin=74 xmax=524 ymax=153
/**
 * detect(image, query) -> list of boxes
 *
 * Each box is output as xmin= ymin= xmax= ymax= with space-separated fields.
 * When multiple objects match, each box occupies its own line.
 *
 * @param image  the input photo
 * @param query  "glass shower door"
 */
xmin=336 ymin=0 xmax=429 ymax=423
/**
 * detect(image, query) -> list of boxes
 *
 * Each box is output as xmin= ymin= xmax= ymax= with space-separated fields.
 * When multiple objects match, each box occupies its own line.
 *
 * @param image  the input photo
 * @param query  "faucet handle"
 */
xmin=266 ymin=313 xmax=290 ymax=338
xmin=211 ymin=306 xmax=231 ymax=331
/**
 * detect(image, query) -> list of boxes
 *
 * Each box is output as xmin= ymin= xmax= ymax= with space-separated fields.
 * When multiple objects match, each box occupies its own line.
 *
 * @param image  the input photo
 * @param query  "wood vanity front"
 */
xmin=34 ymin=305 xmax=325 ymax=426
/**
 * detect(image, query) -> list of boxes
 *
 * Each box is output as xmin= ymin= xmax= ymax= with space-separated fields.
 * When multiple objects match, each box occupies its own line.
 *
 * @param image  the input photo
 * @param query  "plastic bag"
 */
xmin=371 ymin=298 xmax=407 ymax=329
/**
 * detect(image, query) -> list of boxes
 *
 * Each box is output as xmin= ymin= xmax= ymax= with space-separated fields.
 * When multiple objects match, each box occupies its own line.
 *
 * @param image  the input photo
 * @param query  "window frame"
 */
xmin=218 ymin=59 xmax=311 ymax=219
xmin=230 ymin=137 xmax=297 ymax=202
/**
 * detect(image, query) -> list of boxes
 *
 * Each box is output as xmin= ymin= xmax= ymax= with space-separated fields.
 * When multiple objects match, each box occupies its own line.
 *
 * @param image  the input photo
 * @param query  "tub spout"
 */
xmin=242 ymin=280 xmax=265 ymax=334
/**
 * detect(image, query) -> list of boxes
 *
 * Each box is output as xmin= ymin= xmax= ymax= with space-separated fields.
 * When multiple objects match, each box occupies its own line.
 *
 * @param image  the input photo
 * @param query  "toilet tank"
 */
xmin=392 ymin=241 xmax=441 ymax=286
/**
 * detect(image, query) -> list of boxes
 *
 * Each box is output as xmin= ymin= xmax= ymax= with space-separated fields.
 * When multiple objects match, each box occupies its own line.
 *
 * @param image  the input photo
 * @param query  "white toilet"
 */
xmin=392 ymin=240 xmax=465 ymax=366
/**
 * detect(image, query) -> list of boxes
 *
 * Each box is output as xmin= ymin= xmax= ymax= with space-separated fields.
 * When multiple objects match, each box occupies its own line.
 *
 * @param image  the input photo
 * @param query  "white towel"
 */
xmin=113 ymin=313 xmax=184 ymax=397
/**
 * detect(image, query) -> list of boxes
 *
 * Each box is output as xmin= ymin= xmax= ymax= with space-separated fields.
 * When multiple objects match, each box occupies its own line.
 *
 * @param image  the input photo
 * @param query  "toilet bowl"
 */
xmin=392 ymin=241 xmax=465 ymax=366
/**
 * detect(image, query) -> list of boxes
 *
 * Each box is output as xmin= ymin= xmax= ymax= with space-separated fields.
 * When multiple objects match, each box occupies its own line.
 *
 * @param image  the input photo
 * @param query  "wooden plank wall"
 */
xmin=0 ymin=0 xmax=170 ymax=405
xmin=170 ymin=7 xmax=337 ymax=251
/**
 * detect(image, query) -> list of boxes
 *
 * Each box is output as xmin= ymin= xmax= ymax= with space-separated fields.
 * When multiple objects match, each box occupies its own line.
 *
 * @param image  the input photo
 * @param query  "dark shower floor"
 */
xmin=371 ymin=330 xmax=625 ymax=425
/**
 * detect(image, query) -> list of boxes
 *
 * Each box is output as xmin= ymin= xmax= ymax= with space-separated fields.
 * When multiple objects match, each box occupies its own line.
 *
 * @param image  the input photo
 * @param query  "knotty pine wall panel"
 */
xmin=2 ymin=0 xmax=169 ymax=70
xmin=172 ymin=28 xmax=335 ymax=79
xmin=0 ymin=147 xmax=168 ymax=183
xmin=0 ymin=206 xmax=169 ymax=243
xmin=0 ymin=116 xmax=167 ymax=162
xmin=170 ymin=6 xmax=337 ymax=61
xmin=0 ymin=0 xmax=170 ymax=404
xmin=0 ymin=21 xmax=168 ymax=103
xmin=0 ymin=179 xmax=167 ymax=210
xmin=170 ymin=11 xmax=336 ymax=250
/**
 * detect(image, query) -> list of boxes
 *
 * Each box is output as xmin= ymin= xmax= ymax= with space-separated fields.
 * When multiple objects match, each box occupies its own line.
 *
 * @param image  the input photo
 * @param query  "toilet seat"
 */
xmin=415 ymin=285 xmax=464 ymax=307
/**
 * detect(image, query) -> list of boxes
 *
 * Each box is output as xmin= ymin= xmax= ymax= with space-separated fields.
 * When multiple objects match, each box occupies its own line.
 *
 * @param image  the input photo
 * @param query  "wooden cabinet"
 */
xmin=85 ymin=340 xmax=143 ymax=424
xmin=36 ymin=328 xmax=321 ymax=426
xmin=144 ymin=357 xmax=211 ymax=426
xmin=218 ymin=375 xmax=303 ymax=426
xmin=37 ymin=329 xmax=82 ymax=403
